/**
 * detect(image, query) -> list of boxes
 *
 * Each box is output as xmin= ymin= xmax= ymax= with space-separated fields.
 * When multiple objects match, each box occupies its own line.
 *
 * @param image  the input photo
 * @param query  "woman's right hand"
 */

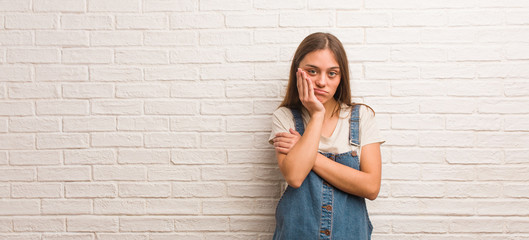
xmin=297 ymin=68 xmax=325 ymax=116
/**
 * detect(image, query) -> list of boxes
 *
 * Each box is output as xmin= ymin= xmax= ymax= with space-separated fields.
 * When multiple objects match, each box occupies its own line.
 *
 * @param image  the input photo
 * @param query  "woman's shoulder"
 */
xmin=272 ymin=107 xmax=295 ymax=120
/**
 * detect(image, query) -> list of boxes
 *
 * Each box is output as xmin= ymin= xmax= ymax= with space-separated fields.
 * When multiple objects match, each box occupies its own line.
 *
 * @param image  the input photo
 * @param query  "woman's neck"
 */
xmin=323 ymin=99 xmax=339 ymax=120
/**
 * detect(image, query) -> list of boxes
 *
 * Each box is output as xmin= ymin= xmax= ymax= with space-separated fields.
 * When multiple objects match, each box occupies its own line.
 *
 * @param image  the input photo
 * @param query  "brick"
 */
xmin=0 ymin=31 xmax=33 ymax=45
xmin=96 ymin=233 xmax=150 ymax=240
xmin=0 ymin=167 xmax=35 ymax=181
xmin=146 ymin=199 xmax=200 ymax=214
xmin=422 ymin=28 xmax=475 ymax=43
xmin=506 ymin=219 xmax=529 ymax=233
xmin=116 ymin=84 xmax=170 ymax=98
xmin=391 ymin=182 xmax=444 ymax=198
xmin=480 ymin=100 xmax=529 ymax=114
xmin=0 ymin=0 xmax=31 ymax=11
xmin=0 ymin=151 xmax=7 ymax=165
xmin=35 ymin=66 xmax=88 ymax=81
xmin=90 ymin=31 xmax=142 ymax=46
xmin=392 ymin=217 xmax=449 ymax=233
xmin=144 ymin=133 xmax=197 ymax=148
xmin=5 ymin=14 xmax=58 ymax=29
xmin=382 ymin=130 xmax=417 ymax=146
xmin=94 ymin=199 xmax=145 ymax=215
xmin=0 ymin=66 xmax=31 ymax=82
xmin=92 ymin=100 xmax=143 ymax=115
xmin=0 ymin=234 xmax=40 ymax=240
xmin=446 ymin=115 xmax=501 ymax=131
xmin=9 ymin=117 xmax=60 ymax=132
xmin=8 ymin=84 xmax=59 ymax=99
xmin=8 ymin=48 xmax=60 ymax=63
xmin=34 ymin=0 xmax=84 ymax=12
xmin=144 ymin=0 xmax=195 ymax=12
xmin=478 ymin=63 xmax=529 ymax=78
xmin=119 ymin=183 xmax=170 ymax=198
xmin=91 ymin=133 xmax=143 ymax=147
xmin=477 ymin=166 xmax=529 ymax=181
xmin=170 ymin=116 xmax=223 ymax=132
xmin=90 ymin=67 xmax=142 ymax=81
xmin=365 ymin=64 xmax=420 ymax=80
xmin=254 ymin=166 xmax=282 ymax=181
xmin=226 ymin=82 xmax=278 ymax=98
xmin=227 ymin=149 xmax=275 ymax=164
xmin=88 ymin=0 xmax=140 ymax=12
xmin=170 ymin=13 xmax=224 ymax=29
xmin=202 ymin=199 xmax=275 ymax=215
xmin=364 ymin=98 xmax=418 ymax=113
xmin=67 ymin=216 xmax=118 ymax=232
xmin=148 ymin=166 xmax=200 ymax=181
xmin=392 ymin=114 xmax=444 ymax=130
xmin=0 ymin=134 xmax=34 ymax=150
xmin=506 ymin=149 xmax=529 ymax=164
xmin=120 ymin=217 xmax=173 ymax=232
xmin=64 ymin=149 xmax=115 ymax=165
xmin=118 ymin=149 xmax=170 ymax=164
xmin=345 ymin=46 xmax=390 ymax=62
xmin=506 ymin=44 xmax=529 ymax=60
xmin=43 ymin=233 xmax=93 ymax=240
xmin=65 ymin=183 xmax=117 ymax=198
xmin=227 ymin=116 xmax=271 ymax=132
xmin=172 ymin=182 xmax=225 ymax=197
xmin=116 ymin=14 xmax=168 ymax=29
xmin=0 ymin=200 xmax=39 ymax=215
xmin=228 ymin=183 xmax=280 ymax=198
xmin=36 ymin=100 xmax=89 ymax=115
xmin=201 ymin=64 xmax=254 ymax=80
xmin=507 ymin=11 xmax=529 ymax=25
xmin=201 ymin=166 xmax=253 ymax=181
xmin=115 ymin=49 xmax=169 ymax=64
xmin=422 ymin=165 xmax=475 ymax=181
xmin=253 ymin=100 xmax=281 ymax=114
xmin=226 ymin=13 xmax=278 ymax=28
xmin=229 ymin=216 xmax=275 ymax=232
xmin=381 ymin=164 xmax=421 ymax=180
xmin=9 ymin=150 xmax=61 ymax=165
xmin=445 ymin=182 xmax=501 ymax=198
xmin=449 ymin=10 xmax=503 ymax=26
xmin=170 ymin=48 xmax=224 ymax=63
xmin=171 ymin=82 xmax=224 ymax=98
xmin=94 ymin=166 xmax=146 ymax=181
xmin=200 ymin=30 xmax=251 ymax=46
xmin=227 ymin=46 xmax=278 ymax=62
xmin=450 ymin=218 xmax=504 ymax=233
xmin=13 ymin=217 xmax=64 ymax=232
xmin=422 ymin=63 xmax=476 ymax=79
xmin=505 ymin=116 xmax=529 ymax=131
xmin=391 ymin=147 xmax=444 ymax=164
xmin=368 ymin=199 xmax=474 ymax=215
xmin=41 ymin=199 xmax=91 ymax=214
xmin=201 ymin=133 xmax=254 ymax=148
xmin=419 ymin=131 xmax=474 ymax=147
xmin=62 ymin=83 xmax=113 ymax=98
xmin=144 ymin=66 xmax=198 ymax=81
xmin=12 ymin=183 xmax=62 ymax=198
xmin=61 ymin=15 xmax=113 ymax=30
xmin=446 ymin=80 xmax=502 ymax=96
xmin=144 ymin=31 xmax=197 ymax=46
xmin=446 ymin=149 xmax=502 ymax=164
xmin=36 ymin=133 xmax=89 ymax=149
xmin=38 ymin=166 xmax=91 ymax=181
xmin=199 ymin=0 xmax=250 ymax=10
xmin=174 ymin=217 xmax=228 ymax=231
xmin=280 ymin=11 xmax=332 ymax=27
xmin=145 ymin=100 xmax=197 ymax=115
xmin=366 ymin=28 xmax=420 ymax=43
xmin=448 ymin=47 xmax=502 ymax=61
xmin=63 ymin=117 xmax=116 ymax=132
xmin=118 ymin=117 xmax=169 ymax=131
xmin=201 ymin=100 xmax=253 ymax=115
xmin=420 ymin=99 xmax=475 ymax=113
xmin=337 ymin=11 xmax=389 ymax=27
xmin=172 ymin=150 xmax=226 ymax=164
xmin=254 ymin=29 xmax=308 ymax=44
xmin=205 ymin=233 xmax=259 ymax=240
xmin=62 ymin=48 xmax=113 ymax=64
xmin=392 ymin=11 xmax=446 ymax=26
xmin=390 ymin=47 xmax=445 ymax=62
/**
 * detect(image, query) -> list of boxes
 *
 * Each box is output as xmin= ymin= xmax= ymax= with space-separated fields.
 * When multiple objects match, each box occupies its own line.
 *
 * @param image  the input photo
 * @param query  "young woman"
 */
xmin=268 ymin=32 xmax=385 ymax=239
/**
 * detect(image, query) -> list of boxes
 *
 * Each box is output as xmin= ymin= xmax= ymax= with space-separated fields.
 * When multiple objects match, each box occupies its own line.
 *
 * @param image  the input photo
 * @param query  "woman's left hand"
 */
xmin=273 ymin=128 xmax=301 ymax=154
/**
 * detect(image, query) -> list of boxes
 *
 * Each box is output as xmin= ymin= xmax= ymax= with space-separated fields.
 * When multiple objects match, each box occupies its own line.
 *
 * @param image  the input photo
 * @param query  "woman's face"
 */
xmin=298 ymin=48 xmax=341 ymax=105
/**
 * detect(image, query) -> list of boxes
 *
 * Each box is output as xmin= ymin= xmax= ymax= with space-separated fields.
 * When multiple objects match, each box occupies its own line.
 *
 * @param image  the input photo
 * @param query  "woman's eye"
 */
xmin=329 ymin=72 xmax=338 ymax=77
xmin=307 ymin=70 xmax=317 ymax=75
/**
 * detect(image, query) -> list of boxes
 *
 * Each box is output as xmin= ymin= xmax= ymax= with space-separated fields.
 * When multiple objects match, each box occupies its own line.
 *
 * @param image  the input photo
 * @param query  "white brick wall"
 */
xmin=0 ymin=0 xmax=528 ymax=239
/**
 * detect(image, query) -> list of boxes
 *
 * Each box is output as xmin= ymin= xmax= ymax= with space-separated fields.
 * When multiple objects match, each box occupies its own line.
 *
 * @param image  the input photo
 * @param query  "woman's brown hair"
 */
xmin=279 ymin=32 xmax=373 ymax=115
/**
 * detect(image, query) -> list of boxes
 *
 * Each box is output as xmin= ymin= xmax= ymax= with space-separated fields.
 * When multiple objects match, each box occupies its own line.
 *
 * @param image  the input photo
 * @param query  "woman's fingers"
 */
xmin=296 ymin=68 xmax=303 ymax=100
xmin=301 ymin=70 xmax=309 ymax=102
xmin=275 ymin=146 xmax=290 ymax=154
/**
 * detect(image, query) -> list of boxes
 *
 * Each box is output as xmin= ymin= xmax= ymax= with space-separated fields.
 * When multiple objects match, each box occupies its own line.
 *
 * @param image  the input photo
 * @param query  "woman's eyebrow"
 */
xmin=303 ymin=64 xmax=340 ymax=69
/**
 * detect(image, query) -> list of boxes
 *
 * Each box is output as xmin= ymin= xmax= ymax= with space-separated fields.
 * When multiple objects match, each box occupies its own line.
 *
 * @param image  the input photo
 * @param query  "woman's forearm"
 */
xmin=278 ymin=113 xmax=324 ymax=188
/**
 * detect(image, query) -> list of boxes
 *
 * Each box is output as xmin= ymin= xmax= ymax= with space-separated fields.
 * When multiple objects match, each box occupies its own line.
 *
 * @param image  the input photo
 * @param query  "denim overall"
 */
xmin=273 ymin=105 xmax=373 ymax=240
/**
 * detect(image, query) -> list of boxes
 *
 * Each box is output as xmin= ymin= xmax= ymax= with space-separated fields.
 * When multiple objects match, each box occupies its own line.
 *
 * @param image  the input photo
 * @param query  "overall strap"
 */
xmin=290 ymin=108 xmax=305 ymax=136
xmin=349 ymin=105 xmax=360 ymax=146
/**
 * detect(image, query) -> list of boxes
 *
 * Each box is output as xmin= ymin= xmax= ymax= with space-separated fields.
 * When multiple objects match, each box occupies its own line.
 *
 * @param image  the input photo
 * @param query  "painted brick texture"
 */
xmin=0 ymin=0 xmax=528 ymax=239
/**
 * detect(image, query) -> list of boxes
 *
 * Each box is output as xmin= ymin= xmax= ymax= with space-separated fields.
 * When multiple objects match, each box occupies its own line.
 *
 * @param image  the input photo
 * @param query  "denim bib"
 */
xmin=273 ymin=105 xmax=373 ymax=240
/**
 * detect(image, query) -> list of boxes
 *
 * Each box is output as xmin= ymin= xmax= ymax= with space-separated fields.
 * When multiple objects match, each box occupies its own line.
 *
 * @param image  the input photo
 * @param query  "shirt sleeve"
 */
xmin=268 ymin=107 xmax=295 ymax=145
xmin=359 ymin=105 xmax=385 ymax=147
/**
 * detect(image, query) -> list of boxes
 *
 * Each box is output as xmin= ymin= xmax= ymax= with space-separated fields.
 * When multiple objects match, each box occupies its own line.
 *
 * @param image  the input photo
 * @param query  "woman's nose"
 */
xmin=314 ymin=74 xmax=326 ymax=87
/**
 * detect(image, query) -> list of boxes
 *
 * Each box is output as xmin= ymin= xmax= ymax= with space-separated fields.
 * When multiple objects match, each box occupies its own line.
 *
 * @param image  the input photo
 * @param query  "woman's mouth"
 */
xmin=313 ymin=89 xmax=327 ymax=95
